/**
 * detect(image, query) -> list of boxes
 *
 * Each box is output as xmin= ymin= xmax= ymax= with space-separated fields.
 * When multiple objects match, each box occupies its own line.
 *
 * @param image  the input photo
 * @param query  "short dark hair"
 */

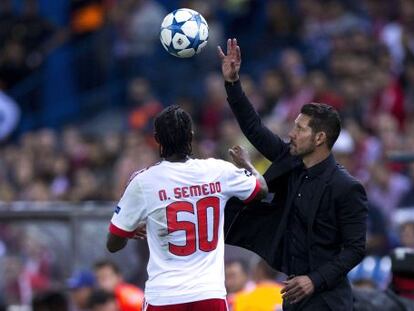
xmin=93 ymin=259 xmax=120 ymax=274
xmin=88 ymin=289 xmax=116 ymax=308
xmin=32 ymin=291 xmax=68 ymax=311
xmin=225 ymin=258 xmax=250 ymax=275
xmin=301 ymin=103 xmax=341 ymax=149
xmin=154 ymin=105 xmax=193 ymax=158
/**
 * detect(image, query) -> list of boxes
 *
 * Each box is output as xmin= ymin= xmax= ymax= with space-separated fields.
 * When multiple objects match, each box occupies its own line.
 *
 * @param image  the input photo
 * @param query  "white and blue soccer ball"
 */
xmin=160 ymin=8 xmax=209 ymax=58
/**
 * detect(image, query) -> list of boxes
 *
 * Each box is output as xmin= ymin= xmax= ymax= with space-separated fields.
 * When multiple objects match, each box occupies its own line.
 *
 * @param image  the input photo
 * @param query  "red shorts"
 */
xmin=144 ymin=298 xmax=228 ymax=311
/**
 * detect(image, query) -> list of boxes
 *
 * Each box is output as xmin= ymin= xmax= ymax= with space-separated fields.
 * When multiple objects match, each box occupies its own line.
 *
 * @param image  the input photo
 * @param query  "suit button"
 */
xmin=298 ymin=193 xmax=301 ymax=197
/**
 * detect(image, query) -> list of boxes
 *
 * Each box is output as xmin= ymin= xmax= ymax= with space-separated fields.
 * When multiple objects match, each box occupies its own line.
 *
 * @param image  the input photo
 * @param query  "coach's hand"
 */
xmin=229 ymin=145 xmax=251 ymax=169
xmin=218 ymin=38 xmax=241 ymax=83
xmin=281 ymin=275 xmax=315 ymax=304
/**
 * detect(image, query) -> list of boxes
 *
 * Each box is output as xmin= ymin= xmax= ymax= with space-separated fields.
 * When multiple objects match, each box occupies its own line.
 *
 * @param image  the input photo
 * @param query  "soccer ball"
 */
xmin=160 ymin=8 xmax=209 ymax=58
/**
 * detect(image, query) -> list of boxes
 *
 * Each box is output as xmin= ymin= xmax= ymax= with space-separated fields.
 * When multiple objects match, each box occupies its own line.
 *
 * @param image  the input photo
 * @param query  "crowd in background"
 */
xmin=1 ymin=0 xmax=414 ymax=309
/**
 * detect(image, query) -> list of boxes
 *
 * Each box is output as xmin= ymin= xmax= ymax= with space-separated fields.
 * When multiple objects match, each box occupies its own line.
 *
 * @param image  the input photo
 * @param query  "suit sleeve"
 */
xmin=225 ymin=80 xmax=289 ymax=161
xmin=308 ymin=182 xmax=368 ymax=291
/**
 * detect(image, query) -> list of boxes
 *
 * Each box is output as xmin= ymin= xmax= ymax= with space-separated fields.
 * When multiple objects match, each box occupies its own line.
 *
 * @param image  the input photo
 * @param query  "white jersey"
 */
xmin=110 ymin=158 xmax=260 ymax=306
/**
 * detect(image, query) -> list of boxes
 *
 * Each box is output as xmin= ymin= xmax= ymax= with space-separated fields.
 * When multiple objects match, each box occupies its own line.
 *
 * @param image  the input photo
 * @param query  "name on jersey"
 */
xmin=158 ymin=182 xmax=222 ymax=201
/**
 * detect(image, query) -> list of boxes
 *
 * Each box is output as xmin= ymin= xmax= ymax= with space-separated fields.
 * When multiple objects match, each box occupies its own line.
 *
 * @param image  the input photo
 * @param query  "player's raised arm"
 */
xmin=229 ymin=145 xmax=268 ymax=201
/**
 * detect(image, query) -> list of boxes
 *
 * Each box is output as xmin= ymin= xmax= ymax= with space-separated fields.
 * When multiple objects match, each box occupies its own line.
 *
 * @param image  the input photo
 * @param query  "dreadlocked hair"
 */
xmin=154 ymin=105 xmax=193 ymax=158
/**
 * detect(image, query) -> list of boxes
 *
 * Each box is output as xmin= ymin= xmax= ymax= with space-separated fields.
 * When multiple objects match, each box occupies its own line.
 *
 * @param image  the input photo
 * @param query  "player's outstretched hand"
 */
xmin=229 ymin=145 xmax=251 ymax=169
xmin=218 ymin=38 xmax=241 ymax=83
xmin=132 ymin=224 xmax=147 ymax=240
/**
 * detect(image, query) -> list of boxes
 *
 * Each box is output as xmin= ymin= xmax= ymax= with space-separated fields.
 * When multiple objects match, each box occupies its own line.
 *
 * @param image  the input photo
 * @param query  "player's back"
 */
xmin=112 ymin=158 xmax=259 ymax=305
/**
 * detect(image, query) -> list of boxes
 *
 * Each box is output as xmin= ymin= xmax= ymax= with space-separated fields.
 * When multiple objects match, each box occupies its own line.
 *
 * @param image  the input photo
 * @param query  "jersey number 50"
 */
xmin=166 ymin=196 xmax=219 ymax=256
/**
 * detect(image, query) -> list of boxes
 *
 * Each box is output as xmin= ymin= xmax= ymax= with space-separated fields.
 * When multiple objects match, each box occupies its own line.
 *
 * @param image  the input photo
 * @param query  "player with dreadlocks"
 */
xmin=106 ymin=105 xmax=268 ymax=311
xmin=154 ymin=104 xmax=193 ymax=160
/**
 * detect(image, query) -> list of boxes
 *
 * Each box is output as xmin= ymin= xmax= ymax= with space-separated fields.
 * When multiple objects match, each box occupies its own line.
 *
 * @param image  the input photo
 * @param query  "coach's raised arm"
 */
xmin=219 ymin=38 xmax=368 ymax=311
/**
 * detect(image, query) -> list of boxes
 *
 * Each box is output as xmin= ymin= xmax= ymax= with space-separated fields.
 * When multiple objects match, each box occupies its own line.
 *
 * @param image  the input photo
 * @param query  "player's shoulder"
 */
xmin=127 ymin=161 xmax=163 ymax=184
xmin=192 ymin=157 xmax=236 ymax=169
xmin=193 ymin=157 xmax=232 ymax=166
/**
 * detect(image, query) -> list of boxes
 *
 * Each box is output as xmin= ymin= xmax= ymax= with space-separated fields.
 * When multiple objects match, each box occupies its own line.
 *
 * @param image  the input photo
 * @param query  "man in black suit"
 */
xmin=218 ymin=39 xmax=368 ymax=310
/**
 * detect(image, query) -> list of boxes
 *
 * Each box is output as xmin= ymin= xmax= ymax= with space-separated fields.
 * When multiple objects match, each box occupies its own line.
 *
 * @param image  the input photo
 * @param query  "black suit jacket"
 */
xmin=224 ymin=81 xmax=368 ymax=310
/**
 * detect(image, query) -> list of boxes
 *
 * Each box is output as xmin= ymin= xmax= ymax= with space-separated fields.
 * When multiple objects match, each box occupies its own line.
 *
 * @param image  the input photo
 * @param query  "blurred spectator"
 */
xmin=16 ymin=0 xmax=56 ymax=53
xmin=127 ymin=77 xmax=163 ymax=131
xmin=225 ymin=258 xmax=254 ymax=309
xmin=368 ymin=70 xmax=405 ymax=129
xmin=398 ymin=162 xmax=414 ymax=208
xmin=300 ymin=0 xmax=369 ymax=65
xmin=200 ymin=72 xmax=231 ymax=139
xmin=381 ymin=0 xmax=414 ymax=72
xmin=111 ymin=0 xmax=166 ymax=57
xmin=332 ymin=129 xmax=355 ymax=171
xmin=308 ymin=70 xmax=344 ymax=111
xmin=259 ymin=70 xmax=284 ymax=116
xmin=345 ymin=120 xmax=382 ymax=183
xmin=264 ymin=0 xmax=300 ymax=49
xmin=0 ymin=39 xmax=30 ymax=89
xmin=353 ymin=285 xmax=414 ymax=310
xmin=70 ymin=168 xmax=101 ymax=202
xmin=390 ymin=248 xmax=414 ymax=300
xmin=232 ymin=260 xmax=283 ymax=311
xmin=67 ymin=270 xmax=96 ymax=311
xmin=225 ymin=259 xmax=252 ymax=294
xmin=368 ymin=160 xmax=411 ymax=220
xmin=32 ymin=290 xmax=69 ymax=311
xmin=70 ymin=0 xmax=105 ymax=38
xmin=94 ymin=260 xmax=144 ymax=311
xmin=113 ymin=134 xmax=157 ymax=199
xmin=399 ymin=221 xmax=414 ymax=248
xmin=88 ymin=289 xmax=119 ymax=311
xmin=366 ymin=202 xmax=390 ymax=256
xmin=2 ymin=255 xmax=26 ymax=305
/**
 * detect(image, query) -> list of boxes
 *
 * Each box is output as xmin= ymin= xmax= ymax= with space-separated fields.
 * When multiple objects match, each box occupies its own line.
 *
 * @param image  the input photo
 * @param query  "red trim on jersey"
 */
xmin=243 ymin=179 xmax=261 ymax=204
xmin=109 ymin=223 xmax=135 ymax=238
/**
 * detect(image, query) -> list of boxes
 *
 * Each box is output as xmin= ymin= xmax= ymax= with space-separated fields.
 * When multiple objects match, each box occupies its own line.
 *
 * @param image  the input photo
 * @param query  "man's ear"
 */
xmin=315 ymin=131 xmax=326 ymax=147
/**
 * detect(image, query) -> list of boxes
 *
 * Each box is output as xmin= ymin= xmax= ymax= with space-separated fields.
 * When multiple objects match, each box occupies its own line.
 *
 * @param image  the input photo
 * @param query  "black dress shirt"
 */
xmin=284 ymin=155 xmax=339 ymax=279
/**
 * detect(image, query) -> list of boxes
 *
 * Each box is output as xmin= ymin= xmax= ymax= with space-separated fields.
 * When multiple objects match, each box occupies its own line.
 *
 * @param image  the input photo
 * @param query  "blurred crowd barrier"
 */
xmin=0 ymin=202 xmax=148 ymax=307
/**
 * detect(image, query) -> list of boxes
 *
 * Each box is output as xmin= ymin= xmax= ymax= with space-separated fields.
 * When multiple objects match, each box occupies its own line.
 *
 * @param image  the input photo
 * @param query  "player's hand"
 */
xmin=132 ymin=225 xmax=147 ymax=240
xmin=281 ymin=275 xmax=315 ymax=304
xmin=218 ymin=38 xmax=241 ymax=83
xmin=229 ymin=145 xmax=251 ymax=169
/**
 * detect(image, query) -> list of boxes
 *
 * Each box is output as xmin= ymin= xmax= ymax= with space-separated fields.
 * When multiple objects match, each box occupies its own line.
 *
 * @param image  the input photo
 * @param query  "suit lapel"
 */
xmin=264 ymin=155 xmax=302 ymax=183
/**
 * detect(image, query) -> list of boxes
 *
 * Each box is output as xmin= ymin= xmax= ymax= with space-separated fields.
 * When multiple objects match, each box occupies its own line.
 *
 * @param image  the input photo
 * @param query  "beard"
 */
xmin=289 ymin=142 xmax=316 ymax=157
